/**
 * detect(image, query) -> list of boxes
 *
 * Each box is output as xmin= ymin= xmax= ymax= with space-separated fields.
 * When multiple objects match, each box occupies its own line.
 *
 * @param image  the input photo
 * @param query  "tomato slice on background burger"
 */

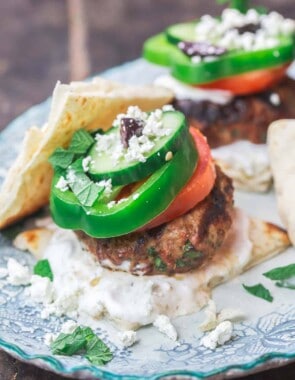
xmin=197 ymin=63 xmax=291 ymax=96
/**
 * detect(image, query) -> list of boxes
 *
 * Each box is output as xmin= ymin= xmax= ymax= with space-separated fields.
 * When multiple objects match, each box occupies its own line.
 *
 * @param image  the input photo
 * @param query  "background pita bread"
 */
xmin=267 ymin=119 xmax=295 ymax=246
xmin=0 ymin=78 xmax=173 ymax=229
xmin=204 ymin=210 xmax=290 ymax=289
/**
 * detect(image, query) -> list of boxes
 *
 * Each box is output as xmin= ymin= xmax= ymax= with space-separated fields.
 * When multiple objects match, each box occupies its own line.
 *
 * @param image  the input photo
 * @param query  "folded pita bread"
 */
xmin=203 ymin=209 xmax=290 ymax=289
xmin=267 ymin=119 xmax=295 ymax=245
xmin=0 ymin=78 xmax=173 ymax=229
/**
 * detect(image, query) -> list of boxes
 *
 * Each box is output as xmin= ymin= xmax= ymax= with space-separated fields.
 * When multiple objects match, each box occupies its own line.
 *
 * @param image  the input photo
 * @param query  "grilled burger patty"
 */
xmin=76 ymin=166 xmax=234 ymax=275
xmin=173 ymin=77 xmax=295 ymax=148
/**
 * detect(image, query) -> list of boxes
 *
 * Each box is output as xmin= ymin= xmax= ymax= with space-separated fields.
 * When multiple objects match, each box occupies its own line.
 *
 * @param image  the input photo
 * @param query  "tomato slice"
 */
xmin=197 ymin=63 xmax=290 ymax=95
xmin=141 ymin=127 xmax=216 ymax=230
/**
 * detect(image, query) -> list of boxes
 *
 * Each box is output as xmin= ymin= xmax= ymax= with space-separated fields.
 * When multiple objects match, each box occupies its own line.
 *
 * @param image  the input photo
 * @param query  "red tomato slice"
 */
xmin=197 ymin=63 xmax=290 ymax=95
xmin=141 ymin=127 xmax=216 ymax=230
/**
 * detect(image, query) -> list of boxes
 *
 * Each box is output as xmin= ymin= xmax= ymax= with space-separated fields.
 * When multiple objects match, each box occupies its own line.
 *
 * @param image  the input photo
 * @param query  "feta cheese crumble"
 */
xmin=96 ymin=178 xmax=112 ymax=196
xmin=55 ymin=176 xmax=69 ymax=192
xmin=28 ymin=275 xmax=54 ymax=304
xmin=153 ymin=315 xmax=178 ymax=341
xmin=269 ymin=93 xmax=281 ymax=106
xmin=0 ymin=268 xmax=8 ymax=279
xmin=44 ymin=321 xmax=77 ymax=347
xmin=162 ymin=104 xmax=175 ymax=111
xmin=7 ymin=258 xmax=31 ymax=286
xmin=95 ymin=106 xmax=173 ymax=165
xmin=61 ymin=320 xmax=78 ymax=334
xmin=82 ymin=156 xmax=92 ymax=172
xmin=118 ymin=330 xmax=137 ymax=347
xmin=200 ymin=321 xmax=233 ymax=350
xmin=193 ymin=8 xmax=295 ymax=56
xmin=44 ymin=332 xmax=57 ymax=346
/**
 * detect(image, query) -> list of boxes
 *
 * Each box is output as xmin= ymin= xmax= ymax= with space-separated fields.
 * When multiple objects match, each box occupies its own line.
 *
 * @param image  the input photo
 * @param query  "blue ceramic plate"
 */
xmin=1 ymin=59 xmax=295 ymax=380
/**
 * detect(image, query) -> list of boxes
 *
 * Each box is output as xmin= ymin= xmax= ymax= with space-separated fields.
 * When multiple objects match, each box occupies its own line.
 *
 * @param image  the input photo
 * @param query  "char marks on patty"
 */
xmin=76 ymin=166 xmax=234 ymax=275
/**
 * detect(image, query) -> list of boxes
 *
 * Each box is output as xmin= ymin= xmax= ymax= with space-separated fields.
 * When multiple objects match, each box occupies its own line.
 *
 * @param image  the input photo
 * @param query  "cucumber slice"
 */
xmin=143 ymin=33 xmax=178 ymax=66
xmin=166 ymin=22 xmax=196 ymax=45
xmin=88 ymin=111 xmax=190 ymax=186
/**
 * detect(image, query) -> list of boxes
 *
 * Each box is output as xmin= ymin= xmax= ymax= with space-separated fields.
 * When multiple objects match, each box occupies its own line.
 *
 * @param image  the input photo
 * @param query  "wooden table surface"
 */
xmin=0 ymin=0 xmax=295 ymax=379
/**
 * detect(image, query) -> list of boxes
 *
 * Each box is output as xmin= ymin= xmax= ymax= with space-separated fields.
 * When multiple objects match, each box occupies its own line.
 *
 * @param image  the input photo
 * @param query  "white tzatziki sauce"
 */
xmin=27 ymin=209 xmax=252 ymax=330
xmin=154 ymin=75 xmax=233 ymax=105
xmin=212 ymin=141 xmax=272 ymax=192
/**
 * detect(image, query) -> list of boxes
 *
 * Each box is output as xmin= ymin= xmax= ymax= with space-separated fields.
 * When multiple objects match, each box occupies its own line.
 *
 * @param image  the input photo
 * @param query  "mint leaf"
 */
xmin=49 ymin=148 xmax=74 ymax=169
xmin=243 ymin=283 xmax=273 ymax=302
xmin=276 ymin=280 xmax=295 ymax=290
xmin=86 ymin=335 xmax=113 ymax=366
xmin=51 ymin=326 xmax=113 ymax=366
xmin=34 ymin=259 xmax=53 ymax=281
xmin=68 ymin=171 xmax=103 ymax=207
xmin=69 ymin=158 xmax=84 ymax=173
xmin=68 ymin=130 xmax=94 ymax=154
xmin=51 ymin=327 xmax=89 ymax=355
xmin=263 ymin=264 xmax=295 ymax=281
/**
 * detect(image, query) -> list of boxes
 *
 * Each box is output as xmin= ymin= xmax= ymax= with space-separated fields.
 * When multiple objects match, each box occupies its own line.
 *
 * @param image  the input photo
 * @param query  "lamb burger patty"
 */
xmin=76 ymin=166 xmax=234 ymax=275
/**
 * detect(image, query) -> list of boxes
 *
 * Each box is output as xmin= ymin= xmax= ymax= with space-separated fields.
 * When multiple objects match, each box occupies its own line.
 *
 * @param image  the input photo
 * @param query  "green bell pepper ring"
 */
xmin=170 ymin=37 xmax=294 ymax=85
xmin=143 ymin=33 xmax=177 ymax=67
xmin=143 ymin=28 xmax=294 ymax=85
xmin=50 ymin=133 xmax=198 ymax=238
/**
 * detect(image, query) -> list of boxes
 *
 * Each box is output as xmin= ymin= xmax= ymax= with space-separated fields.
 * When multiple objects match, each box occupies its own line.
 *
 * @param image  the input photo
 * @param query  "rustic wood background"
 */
xmin=0 ymin=0 xmax=294 ymax=379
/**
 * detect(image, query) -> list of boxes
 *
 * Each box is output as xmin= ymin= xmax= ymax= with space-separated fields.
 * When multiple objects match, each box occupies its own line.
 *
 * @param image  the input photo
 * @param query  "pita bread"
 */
xmin=202 ymin=208 xmax=290 ymax=289
xmin=0 ymin=78 xmax=173 ymax=229
xmin=267 ymin=119 xmax=295 ymax=245
xmin=13 ymin=228 xmax=54 ymax=260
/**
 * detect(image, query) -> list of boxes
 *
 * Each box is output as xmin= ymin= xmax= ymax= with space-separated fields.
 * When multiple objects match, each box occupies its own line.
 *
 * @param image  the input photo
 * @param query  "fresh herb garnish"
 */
xmin=183 ymin=240 xmax=194 ymax=253
xmin=86 ymin=335 xmax=113 ymax=365
xmin=263 ymin=264 xmax=295 ymax=291
xmin=147 ymin=247 xmax=158 ymax=258
xmin=176 ymin=240 xmax=203 ymax=267
xmin=147 ymin=247 xmax=167 ymax=271
xmin=243 ymin=283 xmax=273 ymax=302
xmin=275 ymin=280 xmax=295 ymax=290
xmin=154 ymin=257 xmax=167 ymax=272
xmin=49 ymin=129 xmax=94 ymax=170
xmin=68 ymin=130 xmax=95 ymax=154
xmin=51 ymin=326 xmax=91 ymax=355
xmin=51 ymin=326 xmax=113 ymax=366
xmin=68 ymin=171 xmax=104 ymax=207
xmin=263 ymin=264 xmax=295 ymax=281
xmin=48 ymin=148 xmax=75 ymax=169
xmin=175 ymin=259 xmax=187 ymax=268
xmin=34 ymin=259 xmax=53 ymax=281
xmin=49 ymin=131 xmax=101 ymax=207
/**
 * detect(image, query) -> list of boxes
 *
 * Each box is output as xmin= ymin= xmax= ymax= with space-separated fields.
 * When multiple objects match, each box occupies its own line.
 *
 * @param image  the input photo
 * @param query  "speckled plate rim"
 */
xmin=1 ymin=58 xmax=295 ymax=380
